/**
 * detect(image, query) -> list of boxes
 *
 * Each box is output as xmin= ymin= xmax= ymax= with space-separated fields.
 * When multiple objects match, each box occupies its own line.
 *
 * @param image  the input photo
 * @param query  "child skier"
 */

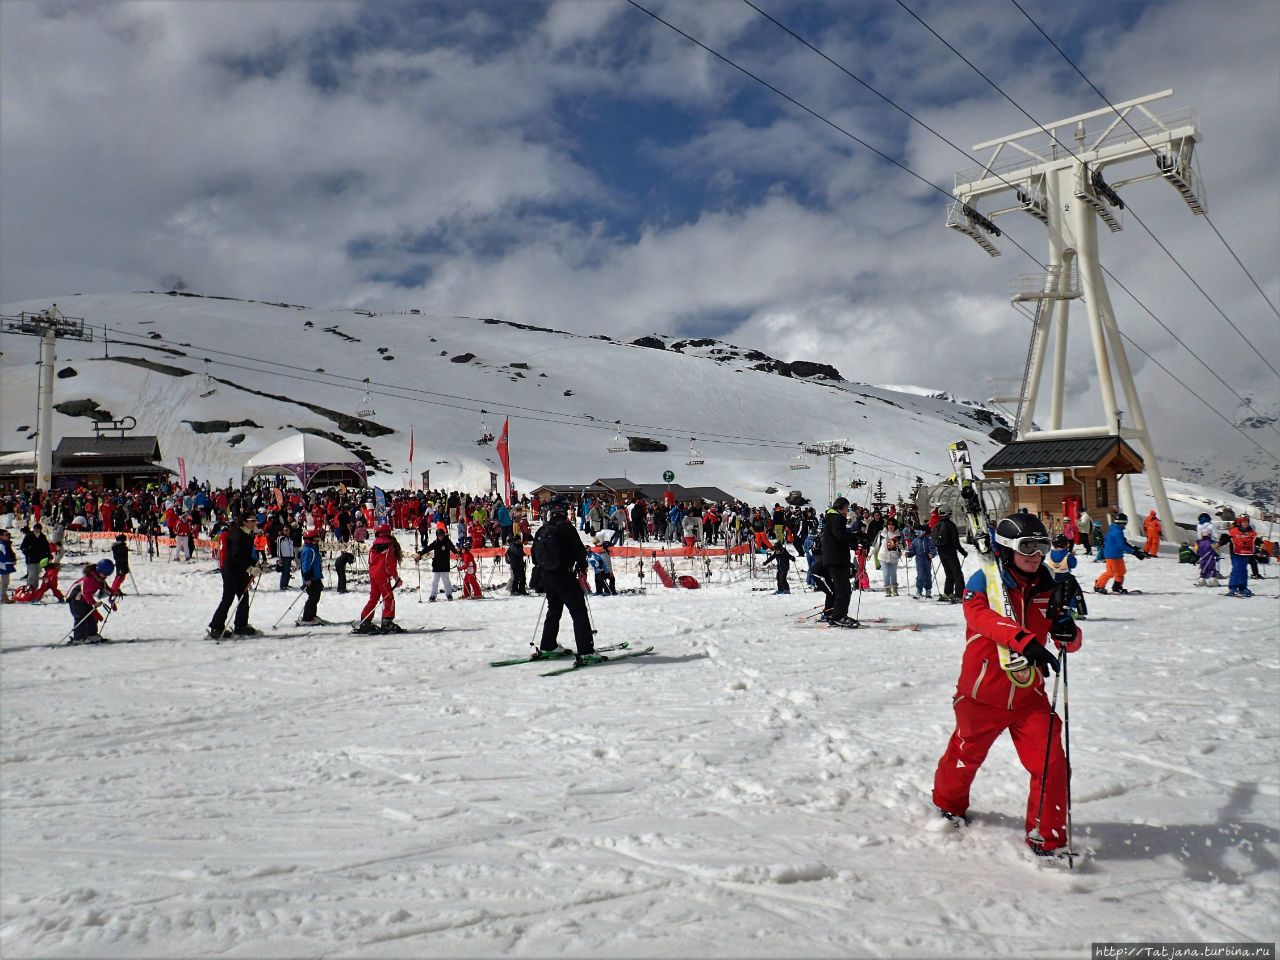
xmin=505 ymin=533 xmax=528 ymax=595
xmin=459 ymin=538 xmax=483 ymax=599
xmin=66 ymin=560 xmax=115 ymax=643
xmin=110 ymin=533 xmax=130 ymax=595
xmin=907 ymin=523 xmax=937 ymax=598
xmin=1045 ymin=535 xmax=1078 ymax=583
xmin=22 ymin=557 xmax=66 ymax=603
xmin=761 ymin=539 xmax=796 ymax=594
xmin=1195 ymin=534 xmax=1222 ymax=587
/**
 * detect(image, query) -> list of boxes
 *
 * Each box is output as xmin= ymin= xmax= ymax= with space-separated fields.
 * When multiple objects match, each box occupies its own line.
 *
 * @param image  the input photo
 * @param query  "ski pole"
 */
xmin=1027 ymin=664 xmax=1062 ymax=851
xmin=583 ymin=588 xmax=597 ymax=634
xmin=1061 ymin=643 xmax=1075 ymax=867
xmin=416 ymin=558 xmax=423 ymax=602
xmin=61 ymin=599 xmax=113 ymax=645
xmin=128 ymin=571 xmax=141 ymax=595
xmin=530 ymin=593 xmax=547 ymax=649
xmin=272 ymin=588 xmax=306 ymax=629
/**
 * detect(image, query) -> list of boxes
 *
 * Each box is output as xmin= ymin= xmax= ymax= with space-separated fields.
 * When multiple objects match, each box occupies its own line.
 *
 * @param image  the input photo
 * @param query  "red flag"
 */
xmin=409 ymin=427 xmax=414 ymax=489
xmin=496 ymin=418 xmax=511 ymax=504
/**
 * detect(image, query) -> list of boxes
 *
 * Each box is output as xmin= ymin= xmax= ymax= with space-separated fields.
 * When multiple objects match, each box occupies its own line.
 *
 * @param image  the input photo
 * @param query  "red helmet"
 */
xmin=375 ymin=523 xmax=392 ymax=536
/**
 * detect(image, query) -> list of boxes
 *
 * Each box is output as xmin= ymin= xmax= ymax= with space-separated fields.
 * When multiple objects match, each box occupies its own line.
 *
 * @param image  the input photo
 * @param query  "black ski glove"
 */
xmin=1049 ymin=618 xmax=1077 ymax=644
xmin=1019 ymin=637 xmax=1060 ymax=674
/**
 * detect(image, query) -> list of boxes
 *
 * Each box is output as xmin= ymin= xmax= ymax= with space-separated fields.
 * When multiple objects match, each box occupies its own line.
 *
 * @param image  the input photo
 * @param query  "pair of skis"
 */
xmin=490 ymin=642 xmax=655 ymax=676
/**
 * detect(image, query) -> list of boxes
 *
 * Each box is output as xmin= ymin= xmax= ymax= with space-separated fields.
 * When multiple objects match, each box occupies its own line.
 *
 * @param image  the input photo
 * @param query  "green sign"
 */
xmin=663 ymin=470 xmax=675 ymax=483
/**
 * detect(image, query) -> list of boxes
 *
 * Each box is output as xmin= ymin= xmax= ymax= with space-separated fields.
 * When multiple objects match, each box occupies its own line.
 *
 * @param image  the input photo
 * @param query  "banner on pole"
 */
xmin=178 ymin=457 xmax=187 ymax=490
xmin=497 ymin=418 xmax=511 ymax=504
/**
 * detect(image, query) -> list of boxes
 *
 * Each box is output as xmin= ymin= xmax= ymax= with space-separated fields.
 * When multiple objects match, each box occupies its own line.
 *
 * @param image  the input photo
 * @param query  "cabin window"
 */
xmin=1095 ymin=477 xmax=1108 ymax=508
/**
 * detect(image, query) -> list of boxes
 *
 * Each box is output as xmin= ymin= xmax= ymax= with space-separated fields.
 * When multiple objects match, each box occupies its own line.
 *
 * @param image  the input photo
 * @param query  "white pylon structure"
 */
xmin=804 ymin=440 xmax=854 ymax=508
xmin=1 ymin=305 xmax=94 ymax=492
xmin=947 ymin=89 xmax=1206 ymax=540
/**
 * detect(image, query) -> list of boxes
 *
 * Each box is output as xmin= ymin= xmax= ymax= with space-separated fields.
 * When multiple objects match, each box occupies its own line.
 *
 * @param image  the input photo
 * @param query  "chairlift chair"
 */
xmin=355 ymin=378 xmax=376 ymax=417
xmin=476 ymin=409 xmax=495 ymax=446
xmin=686 ymin=437 xmax=704 ymax=467
xmin=607 ymin=420 xmax=628 ymax=453
xmin=199 ymin=359 xmax=217 ymax=398
xmin=789 ymin=452 xmax=811 ymax=471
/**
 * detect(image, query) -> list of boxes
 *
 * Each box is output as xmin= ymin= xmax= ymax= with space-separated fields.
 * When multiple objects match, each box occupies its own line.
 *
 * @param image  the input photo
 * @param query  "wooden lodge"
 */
xmin=982 ymin=436 xmax=1144 ymax=522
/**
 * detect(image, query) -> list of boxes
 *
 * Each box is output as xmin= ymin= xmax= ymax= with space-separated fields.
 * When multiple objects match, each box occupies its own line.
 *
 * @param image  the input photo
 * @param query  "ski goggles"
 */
xmin=999 ymin=535 xmax=1052 ymax=557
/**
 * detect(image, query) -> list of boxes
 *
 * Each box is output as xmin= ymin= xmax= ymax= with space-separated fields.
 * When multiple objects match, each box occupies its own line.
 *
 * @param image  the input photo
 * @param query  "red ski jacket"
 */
xmin=956 ymin=565 xmax=1082 ymax=711
xmin=367 ymin=533 xmax=399 ymax=582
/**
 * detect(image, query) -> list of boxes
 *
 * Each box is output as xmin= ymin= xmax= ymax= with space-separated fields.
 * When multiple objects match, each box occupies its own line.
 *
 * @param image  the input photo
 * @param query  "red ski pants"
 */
xmin=360 ymin=575 xmax=395 ymax=622
xmin=932 ymin=696 xmax=1069 ymax=850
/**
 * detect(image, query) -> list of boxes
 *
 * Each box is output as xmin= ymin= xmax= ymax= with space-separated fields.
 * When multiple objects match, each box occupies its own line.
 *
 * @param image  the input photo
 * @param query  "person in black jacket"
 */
xmin=505 ymin=533 xmax=528 ymax=595
xmin=534 ymin=498 xmax=595 ymax=658
xmin=932 ymin=507 xmax=969 ymax=602
xmin=19 ymin=523 xmax=51 ymax=591
xmin=208 ymin=513 xmax=265 ymax=639
xmin=820 ymin=498 xmax=858 ymax=627
xmin=415 ymin=526 xmax=458 ymax=601
xmin=761 ymin=539 xmax=796 ymax=594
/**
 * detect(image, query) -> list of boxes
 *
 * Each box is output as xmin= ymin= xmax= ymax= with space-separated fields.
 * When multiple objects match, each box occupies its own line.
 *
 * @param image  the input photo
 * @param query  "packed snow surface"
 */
xmin=1 ymin=540 xmax=1277 ymax=958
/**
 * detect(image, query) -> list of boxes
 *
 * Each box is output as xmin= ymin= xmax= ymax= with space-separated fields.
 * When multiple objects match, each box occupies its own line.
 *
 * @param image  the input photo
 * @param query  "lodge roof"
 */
xmin=983 ymin=436 xmax=1143 ymax=472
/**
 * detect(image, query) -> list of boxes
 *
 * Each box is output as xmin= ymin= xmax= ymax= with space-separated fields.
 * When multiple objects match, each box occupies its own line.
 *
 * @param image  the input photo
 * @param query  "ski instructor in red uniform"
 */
xmin=932 ymin=513 xmax=1082 ymax=855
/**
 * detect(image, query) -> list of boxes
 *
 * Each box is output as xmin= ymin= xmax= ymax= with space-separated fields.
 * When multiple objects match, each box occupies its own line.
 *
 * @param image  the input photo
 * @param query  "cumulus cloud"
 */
xmin=1 ymin=0 xmax=1275 ymax=472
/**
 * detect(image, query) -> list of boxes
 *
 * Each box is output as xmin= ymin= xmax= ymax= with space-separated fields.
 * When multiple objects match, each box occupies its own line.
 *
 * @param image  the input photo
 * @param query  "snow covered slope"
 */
xmin=1 ymin=292 xmax=1012 ymax=504
xmin=0 ymin=541 xmax=1276 ymax=956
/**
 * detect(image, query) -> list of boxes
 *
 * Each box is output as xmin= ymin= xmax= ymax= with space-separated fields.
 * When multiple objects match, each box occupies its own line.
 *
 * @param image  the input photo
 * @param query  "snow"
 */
xmin=2 ymin=540 xmax=1277 ymax=957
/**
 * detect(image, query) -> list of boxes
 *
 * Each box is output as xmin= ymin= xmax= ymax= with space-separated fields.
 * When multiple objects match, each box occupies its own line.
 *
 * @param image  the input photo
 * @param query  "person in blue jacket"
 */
xmin=496 ymin=501 xmax=513 ymax=546
xmin=1045 ymin=534 xmax=1078 ymax=583
xmin=1093 ymin=513 xmax=1145 ymax=594
xmin=906 ymin=523 xmax=938 ymax=597
xmin=297 ymin=529 xmax=325 ymax=625
xmin=0 ymin=528 xmax=17 ymax=603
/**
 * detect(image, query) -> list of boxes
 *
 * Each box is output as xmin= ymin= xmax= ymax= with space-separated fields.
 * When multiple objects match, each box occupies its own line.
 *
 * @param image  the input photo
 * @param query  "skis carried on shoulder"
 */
xmin=949 ymin=441 xmax=1036 ymax=689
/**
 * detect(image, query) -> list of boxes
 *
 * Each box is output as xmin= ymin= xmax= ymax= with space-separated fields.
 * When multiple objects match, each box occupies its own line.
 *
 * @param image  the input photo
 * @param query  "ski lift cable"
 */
xmin=1006 ymin=0 xmax=1280 ymax=327
xmin=625 ymin=2 xmax=1278 ymax=449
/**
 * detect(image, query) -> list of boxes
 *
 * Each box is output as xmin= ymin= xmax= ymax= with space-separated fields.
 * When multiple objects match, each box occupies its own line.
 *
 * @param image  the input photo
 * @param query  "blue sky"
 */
xmin=2 ymin=0 xmax=1277 ymax=474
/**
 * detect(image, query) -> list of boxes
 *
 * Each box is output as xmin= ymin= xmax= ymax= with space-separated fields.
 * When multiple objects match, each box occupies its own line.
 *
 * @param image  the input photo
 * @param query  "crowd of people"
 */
xmin=1 ymin=473 xmax=1274 ymax=858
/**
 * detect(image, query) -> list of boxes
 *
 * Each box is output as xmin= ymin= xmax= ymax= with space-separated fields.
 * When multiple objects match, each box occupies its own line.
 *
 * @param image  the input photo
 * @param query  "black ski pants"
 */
xmin=540 ymin=571 xmax=594 ymax=654
xmin=301 ymin=579 xmax=323 ymax=621
xmin=210 ymin=570 xmax=251 ymax=634
xmin=939 ymin=550 xmax=965 ymax=598
xmin=509 ymin=560 xmax=527 ymax=595
xmin=335 ymin=551 xmax=354 ymax=592
xmin=826 ymin=563 xmax=851 ymax=620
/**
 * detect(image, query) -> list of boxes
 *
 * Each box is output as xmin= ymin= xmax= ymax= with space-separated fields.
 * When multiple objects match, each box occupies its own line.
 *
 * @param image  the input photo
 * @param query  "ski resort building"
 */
xmin=982 ymin=436 xmax=1144 ymax=524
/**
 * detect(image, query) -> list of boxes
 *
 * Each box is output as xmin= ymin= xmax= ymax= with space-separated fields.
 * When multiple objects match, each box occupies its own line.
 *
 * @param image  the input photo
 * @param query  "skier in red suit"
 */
xmin=459 ymin=539 xmax=483 ymax=598
xmin=932 ymin=513 xmax=1082 ymax=855
xmin=354 ymin=525 xmax=403 ymax=634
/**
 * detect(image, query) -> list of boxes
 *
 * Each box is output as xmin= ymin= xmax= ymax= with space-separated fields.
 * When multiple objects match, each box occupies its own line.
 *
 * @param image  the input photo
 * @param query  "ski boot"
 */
xmin=1093 ymin=586 xmax=1108 ymax=595
xmin=574 ymin=651 xmax=608 ymax=666
xmin=1110 ymin=584 xmax=1129 ymax=594
xmin=352 ymin=618 xmax=379 ymax=635
xmin=379 ymin=619 xmax=405 ymax=634
xmin=207 ymin=627 xmax=235 ymax=640
xmin=937 ymin=808 xmax=969 ymax=829
xmin=234 ymin=625 xmax=263 ymax=637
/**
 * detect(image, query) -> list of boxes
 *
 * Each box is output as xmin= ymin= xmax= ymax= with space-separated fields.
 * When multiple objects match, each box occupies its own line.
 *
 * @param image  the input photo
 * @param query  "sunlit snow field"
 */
xmin=1 ymin=538 xmax=1277 ymax=958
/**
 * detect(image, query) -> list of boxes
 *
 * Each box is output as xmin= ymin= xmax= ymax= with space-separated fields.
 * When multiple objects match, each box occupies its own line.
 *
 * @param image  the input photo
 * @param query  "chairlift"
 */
xmin=199 ymin=359 xmax=217 ymax=398
xmin=686 ymin=437 xmax=704 ymax=467
xmin=476 ymin=409 xmax=495 ymax=446
xmin=355 ymin=378 xmax=376 ymax=417
xmin=607 ymin=420 xmax=628 ymax=453
xmin=789 ymin=452 xmax=811 ymax=471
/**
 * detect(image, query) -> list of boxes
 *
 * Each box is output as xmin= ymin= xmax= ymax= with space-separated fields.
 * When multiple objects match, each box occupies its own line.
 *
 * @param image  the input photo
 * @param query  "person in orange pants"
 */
xmin=932 ymin=513 xmax=1082 ymax=855
xmin=1143 ymin=511 xmax=1162 ymax=558
xmin=1094 ymin=512 xmax=1145 ymax=594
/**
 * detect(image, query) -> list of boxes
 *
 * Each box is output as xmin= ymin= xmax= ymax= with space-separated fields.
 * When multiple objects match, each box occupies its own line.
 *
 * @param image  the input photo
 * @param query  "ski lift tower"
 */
xmin=805 ymin=440 xmax=854 ymax=508
xmin=1 ymin=304 xmax=94 ymax=492
xmin=947 ymin=89 xmax=1204 ymax=539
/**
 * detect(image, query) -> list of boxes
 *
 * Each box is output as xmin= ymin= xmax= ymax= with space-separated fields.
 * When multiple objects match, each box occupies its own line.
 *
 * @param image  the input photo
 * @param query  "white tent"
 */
xmin=241 ymin=433 xmax=367 ymax=490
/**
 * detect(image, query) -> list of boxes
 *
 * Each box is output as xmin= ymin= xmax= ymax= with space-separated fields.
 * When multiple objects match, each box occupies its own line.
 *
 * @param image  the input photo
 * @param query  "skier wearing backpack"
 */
xmin=532 ymin=497 xmax=596 ymax=659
